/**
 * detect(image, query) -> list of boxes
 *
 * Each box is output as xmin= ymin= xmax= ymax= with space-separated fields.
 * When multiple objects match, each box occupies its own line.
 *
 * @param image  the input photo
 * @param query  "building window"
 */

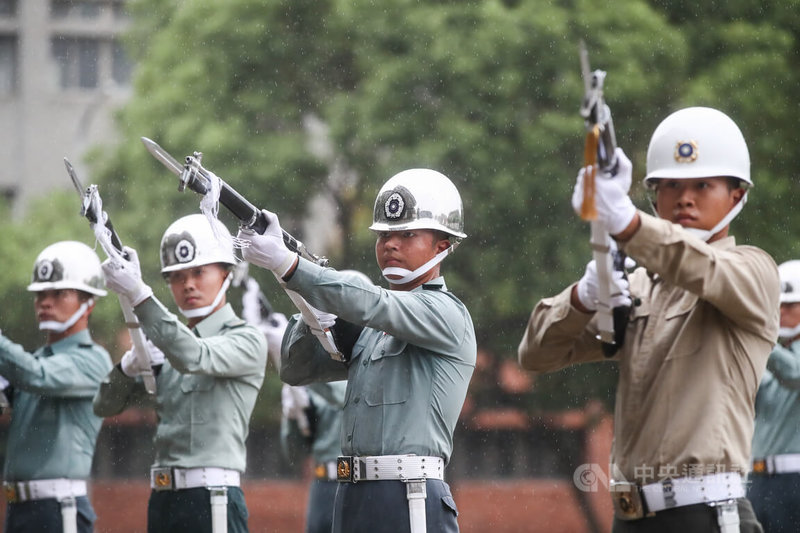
xmin=0 ymin=35 xmax=16 ymax=95
xmin=0 ymin=0 xmax=16 ymax=17
xmin=111 ymin=40 xmax=131 ymax=85
xmin=51 ymin=36 xmax=99 ymax=89
xmin=51 ymin=0 xmax=101 ymax=19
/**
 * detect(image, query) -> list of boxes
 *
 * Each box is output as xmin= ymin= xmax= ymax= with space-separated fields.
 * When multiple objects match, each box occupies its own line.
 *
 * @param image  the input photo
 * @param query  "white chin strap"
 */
xmin=39 ymin=300 xmax=93 ymax=333
xmin=381 ymin=242 xmax=460 ymax=285
xmin=683 ymin=191 xmax=748 ymax=242
xmin=779 ymin=323 xmax=800 ymax=342
xmin=178 ymin=273 xmax=232 ymax=319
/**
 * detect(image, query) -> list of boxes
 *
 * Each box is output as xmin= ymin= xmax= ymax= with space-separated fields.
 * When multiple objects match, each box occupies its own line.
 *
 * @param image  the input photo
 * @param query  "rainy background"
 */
xmin=1 ymin=0 xmax=798 ymax=531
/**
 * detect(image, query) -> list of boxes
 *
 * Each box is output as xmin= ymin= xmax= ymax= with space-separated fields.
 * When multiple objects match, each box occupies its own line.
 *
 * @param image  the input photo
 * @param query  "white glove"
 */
xmin=261 ymin=312 xmax=288 ymax=361
xmin=101 ymin=247 xmax=153 ymax=306
xmin=576 ymin=259 xmax=634 ymax=311
xmin=281 ymin=383 xmax=310 ymax=420
xmin=120 ymin=339 xmax=166 ymax=377
xmin=571 ymin=148 xmax=637 ymax=235
xmin=237 ymin=210 xmax=297 ymax=277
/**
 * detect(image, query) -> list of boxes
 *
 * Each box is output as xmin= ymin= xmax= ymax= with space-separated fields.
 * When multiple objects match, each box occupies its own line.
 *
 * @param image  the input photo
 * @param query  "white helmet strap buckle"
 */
xmin=381 ymin=241 xmax=460 ymax=285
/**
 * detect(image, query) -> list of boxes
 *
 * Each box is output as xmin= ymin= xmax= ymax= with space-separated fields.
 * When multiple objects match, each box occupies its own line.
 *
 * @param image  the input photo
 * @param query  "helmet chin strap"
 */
xmin=779 ymin=323 xmax=800 ymax=342
xmin=651 ymin=190 xmax=748 ymax=243
xmin=179 ymin=273 xmax=233 ymax=319
xmin=381 ymin=242 xmax=460 ymax=285
xmin=39 ymin=299 xmax=93 ymax=333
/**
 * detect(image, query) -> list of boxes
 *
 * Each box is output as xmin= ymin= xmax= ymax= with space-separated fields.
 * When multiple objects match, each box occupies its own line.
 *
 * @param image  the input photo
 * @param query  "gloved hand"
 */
xmin=576 ymin=258 xmax=634 ymax=312
xmin=261 ymin=312 xmax=288 ymax=361
xmin=281 ymin=383 xmax=310 ymax=421
xmin=101 ymin=247 xmax=153 ymax=306
xmin=571 ymin=148 xmax=637 ymax=235
xmin=236 ymin=210 xmax=297 ymax=277
xmin=120 ymin=339 xmax=166 ymax=377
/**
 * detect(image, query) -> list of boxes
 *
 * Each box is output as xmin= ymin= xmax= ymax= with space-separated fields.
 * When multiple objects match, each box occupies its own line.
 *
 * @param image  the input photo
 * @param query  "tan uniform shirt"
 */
xmin=518 ymin=212 xmax=779 ymax=483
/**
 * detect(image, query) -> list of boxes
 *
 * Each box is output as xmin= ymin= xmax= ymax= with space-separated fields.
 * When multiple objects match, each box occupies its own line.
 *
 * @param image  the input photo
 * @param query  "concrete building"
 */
xmin=0 ymin=0 xmax=131 ymax=216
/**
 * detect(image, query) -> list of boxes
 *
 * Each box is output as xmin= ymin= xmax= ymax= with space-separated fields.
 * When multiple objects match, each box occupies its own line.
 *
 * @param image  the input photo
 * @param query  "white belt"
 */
xmin=642 ymin=473 xmax=745 ymax=513
xmin=336 ymin=455 xmax=444 ymax=482
xmin=3 ymin=479 xmax=87 ymax=503
xmin=752 ymin=454 xmax=800 ymax=474
xmin=150 ymin=467 xmax=241 ymax=491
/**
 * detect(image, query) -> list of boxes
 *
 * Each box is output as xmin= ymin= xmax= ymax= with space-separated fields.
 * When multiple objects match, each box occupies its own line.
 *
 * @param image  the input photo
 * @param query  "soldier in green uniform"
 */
xmin=0 ymin=241 xmax=111 ymax=533
xmin=93 ymin=214 xmax=267 ymax=533
xmin=237 ymin=169 xmax=476 ymax=533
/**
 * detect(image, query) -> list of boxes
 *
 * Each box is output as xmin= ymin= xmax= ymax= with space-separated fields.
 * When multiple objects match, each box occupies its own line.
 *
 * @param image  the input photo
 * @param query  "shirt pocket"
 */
xmin=365 ymin=336 xmax=410 ymax=406
xmin=664 ymin=291 xmax=701 ymax=360
xmin=180 ymin=374 xmax=215 ymax=424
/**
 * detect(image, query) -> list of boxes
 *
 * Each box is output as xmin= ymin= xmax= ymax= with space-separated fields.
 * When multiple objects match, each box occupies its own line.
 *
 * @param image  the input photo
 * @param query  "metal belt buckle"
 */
xmin=610 ymin=481 xmax=647 ymax=521
xmin=752 ymin=459 xmax=767 ymax=474
xmin=336 ymin=456 xmax=355 ymax=483
xmin=3 ymin=484 xmax=17 ymax=503
xmin=152 ymin=467 xmax=174 ymax=491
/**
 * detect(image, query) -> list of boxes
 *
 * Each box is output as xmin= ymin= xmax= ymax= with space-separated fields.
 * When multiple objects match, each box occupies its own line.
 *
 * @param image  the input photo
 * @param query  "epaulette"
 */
xmin=224 ymin=317 xmax=247 ymax=328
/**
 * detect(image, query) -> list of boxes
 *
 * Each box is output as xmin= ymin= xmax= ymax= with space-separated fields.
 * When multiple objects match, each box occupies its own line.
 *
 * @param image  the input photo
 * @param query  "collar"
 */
xmin=41 ymin=329 xmax=93 ymax=355
xmin=192 ymin=303 xmax=239 ymax=338
xmin=416 ymin=276 xmax=447 ymax=292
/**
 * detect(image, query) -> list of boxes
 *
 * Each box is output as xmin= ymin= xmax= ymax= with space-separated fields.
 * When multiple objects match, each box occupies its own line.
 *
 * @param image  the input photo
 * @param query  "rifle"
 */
xmin=578 ymin=41 xmax=630 ymax=357
xmin=140 ymin=137 xmax=345 ymax=362
xmin=232 ymin=263 xmax=311 ymax=437
xmin=64 ymin=158 xmax=158 ymax=393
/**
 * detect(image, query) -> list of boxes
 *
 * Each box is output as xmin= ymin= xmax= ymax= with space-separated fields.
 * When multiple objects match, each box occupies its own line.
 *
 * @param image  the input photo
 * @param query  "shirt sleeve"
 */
xmin=134 ymin=298 xmax=267 ymax=378
xmin=766 ymin=343 xmax=800 ymax=389
xmin=517 ymin=283 xmax=610 ymax=373
xmin=286 ymin=259 xmax=471 ymax=355
xmin=621 ymin=212 xmax=780 ymax=341
xmin=0 ymin=335 xmax=110 ymax=398
xmin=280 ymin=314 xmax=349 ymax=386
xmin=93 ymin=365 xmax=155 ymax=417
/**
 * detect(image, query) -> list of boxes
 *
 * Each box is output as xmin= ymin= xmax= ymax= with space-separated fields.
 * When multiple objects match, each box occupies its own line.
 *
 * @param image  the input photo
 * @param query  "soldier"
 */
xmin=518 ymin=107 xmax=779 ymax=532
xmin=749 ymin=260 xmax=800 ymax=532
xmin=236 ymin=169 xmax=476 ymax=533
xmin=0 ymin=241 xmax=111 ymax=533
xmin=93 ymin=214 xmax=267 ymax=533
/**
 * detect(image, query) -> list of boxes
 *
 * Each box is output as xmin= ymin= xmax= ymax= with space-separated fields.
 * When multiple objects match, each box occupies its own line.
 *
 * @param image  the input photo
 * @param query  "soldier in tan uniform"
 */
xmin=518 ymin=107 xmax=779 ymax=532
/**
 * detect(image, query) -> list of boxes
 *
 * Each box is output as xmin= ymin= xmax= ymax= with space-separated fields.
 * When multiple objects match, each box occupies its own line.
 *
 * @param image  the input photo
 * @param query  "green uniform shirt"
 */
xmin=0 ymin=329 xmax=111 ymax=481
xmin=93 ymin=299 xmax=266 ymax=472
xmin=281 ymin=259 xmax=476 ymax=464
xmin=752 ymin=340 xmax=800 ymax=458
xmin=281 ymin=381 xmax=346 ymax=465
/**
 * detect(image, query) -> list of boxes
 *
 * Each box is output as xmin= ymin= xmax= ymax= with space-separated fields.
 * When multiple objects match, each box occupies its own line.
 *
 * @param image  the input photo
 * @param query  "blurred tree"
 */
xmin=1 ymin=0 xmax=796 ymax=417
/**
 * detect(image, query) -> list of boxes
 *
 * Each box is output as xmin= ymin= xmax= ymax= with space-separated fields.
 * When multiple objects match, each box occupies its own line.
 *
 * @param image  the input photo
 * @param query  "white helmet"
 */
xmin=27 ymin=241 xmax=106 ymax=296
xmin=160 ymin=214 xmax=236 ymax=274
xmin=369 ymin=169 xmax=466 ymax=240
xmin=644 ymin=107 xmax=751 ymax=188
xmin=779 ymin=260 xmax=800 ymax=304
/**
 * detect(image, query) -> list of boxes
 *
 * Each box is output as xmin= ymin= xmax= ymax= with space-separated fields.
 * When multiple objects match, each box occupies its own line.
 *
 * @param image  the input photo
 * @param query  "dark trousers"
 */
xmin=147 ymin=487 xmax=249 ymax=533
xmin=332 ymin=478 xmax=458 ymax=533
xmin=749 ymin=473 xmax=800 ymax=533
xmin=306 ymin=479 xmax=338 ymax=533
xmin=4 ymin=496 xmax=96 ymax=533
xmin=612 ymin=497 xmax=762 ymax=533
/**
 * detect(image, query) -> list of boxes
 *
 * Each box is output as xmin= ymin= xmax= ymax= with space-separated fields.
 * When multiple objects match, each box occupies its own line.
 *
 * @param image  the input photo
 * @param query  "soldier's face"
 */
xmin=780 ymin=302 xmax=800 ymax=329
xmin=654 ymin=177 xmax=744 ymax=240
xmin=375 ymin=229 xmax=450 ymax=289
xmin=33 ymin=289 xmax=83 ymax=325
xmin=166 ymin=264 xmax=228 ymax=311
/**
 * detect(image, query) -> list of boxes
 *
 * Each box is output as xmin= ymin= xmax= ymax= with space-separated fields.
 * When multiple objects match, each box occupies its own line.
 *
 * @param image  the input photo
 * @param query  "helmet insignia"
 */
xmin=174 ymin=239 xmax=196 ymax=264
xmin=783 ymin=281 xmax=794 ymax=295
xmin=384 ymin=192 xmax=406 ymax=220
xmin=674 ymin=140 xmax=698 ymax=163
xmin=34 ymin=259 xmax=62 ymax=282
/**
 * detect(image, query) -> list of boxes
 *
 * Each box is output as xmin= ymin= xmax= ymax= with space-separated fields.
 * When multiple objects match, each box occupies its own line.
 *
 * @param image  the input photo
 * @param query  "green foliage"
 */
xmin=3 ymin=0 xmax=798 ymax=413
